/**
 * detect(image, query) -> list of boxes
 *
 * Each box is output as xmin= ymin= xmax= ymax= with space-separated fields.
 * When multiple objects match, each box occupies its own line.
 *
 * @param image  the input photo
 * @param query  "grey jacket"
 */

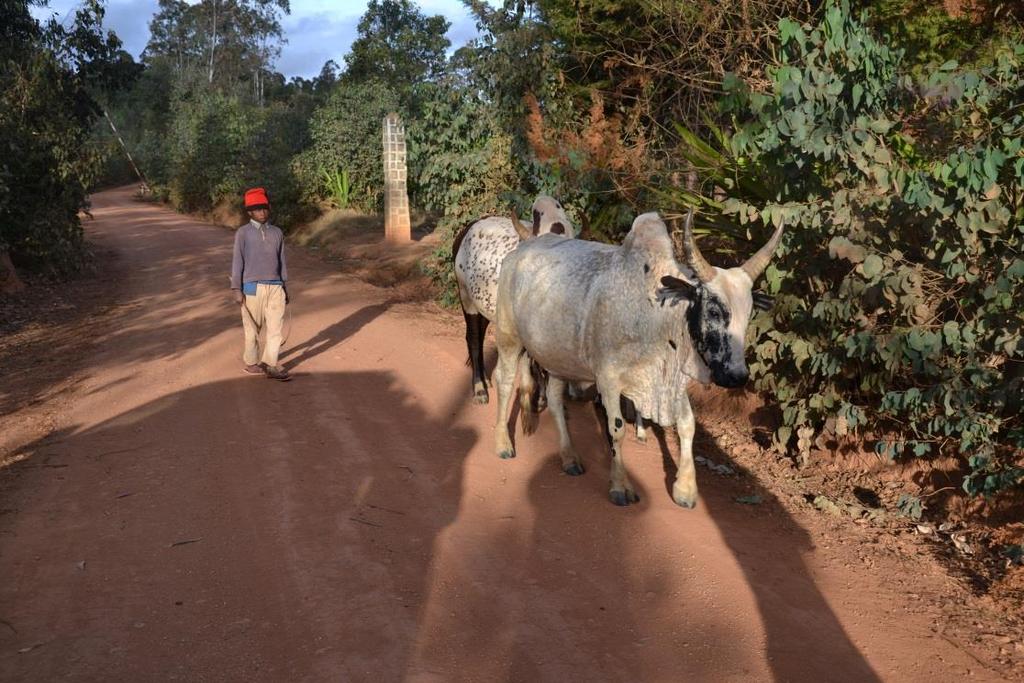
xmin=230 ymin=220 xmax=288 ymax=290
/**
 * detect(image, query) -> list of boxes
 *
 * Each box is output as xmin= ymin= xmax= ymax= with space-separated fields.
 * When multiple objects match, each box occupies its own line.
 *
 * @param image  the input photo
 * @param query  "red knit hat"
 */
xmin=244 ymin=187 xmax=270 ymax=210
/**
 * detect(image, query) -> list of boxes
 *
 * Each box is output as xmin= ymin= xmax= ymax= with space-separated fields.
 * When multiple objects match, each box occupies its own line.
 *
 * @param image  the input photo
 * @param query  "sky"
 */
xmin=30 ymin=0 xmax=484 ymax=79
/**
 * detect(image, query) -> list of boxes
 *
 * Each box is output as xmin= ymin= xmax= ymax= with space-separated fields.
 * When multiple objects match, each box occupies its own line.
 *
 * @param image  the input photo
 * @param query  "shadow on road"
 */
xmin=0 ymin=371 xmax=474 ymax=681
xmin=651 ymin=412 xmax=882 ymax=682
xmin=1 ymin=369 xmax=881 ymax=682
xmin=280 ymin=303 xmax=389 ymax=371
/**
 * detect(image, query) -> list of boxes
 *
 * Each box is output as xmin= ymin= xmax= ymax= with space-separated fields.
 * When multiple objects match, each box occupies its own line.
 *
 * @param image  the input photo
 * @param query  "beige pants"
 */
xmin=241 ymin=283 xmax=286 ymax=367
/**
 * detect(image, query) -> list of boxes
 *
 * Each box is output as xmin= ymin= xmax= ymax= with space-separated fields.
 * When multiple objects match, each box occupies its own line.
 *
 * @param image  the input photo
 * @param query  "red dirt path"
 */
xmin=0 ymin=186 xmax=1014 ymax=681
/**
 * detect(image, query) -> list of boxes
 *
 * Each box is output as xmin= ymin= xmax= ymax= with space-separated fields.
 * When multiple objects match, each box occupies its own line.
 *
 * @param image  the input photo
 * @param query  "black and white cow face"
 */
xmin=661 ymin=271 xmax=774 ymax=389
xmin=662 ymin=208 xmax=783 ymax=389
xmin=687 ymin=274 xmax=752 ymax=388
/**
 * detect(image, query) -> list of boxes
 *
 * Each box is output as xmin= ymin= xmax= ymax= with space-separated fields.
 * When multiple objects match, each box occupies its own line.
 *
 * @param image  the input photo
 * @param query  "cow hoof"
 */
xmin=563 ymin=462 xmax=585 ymax=476
xmin=672 ymin=491 xmax=698 ymax=509
xmin=635 ymin=431 xmax=648 ymax=444
xmin=472 ymin=390 xmax=489 ymax=405
xmin=671 ymin=483 xmax=696 ymax=509
xmin=609 ymin=489 xmax=640 ymax=506
xmin=498 ymin=449 xmax=516 ymax=460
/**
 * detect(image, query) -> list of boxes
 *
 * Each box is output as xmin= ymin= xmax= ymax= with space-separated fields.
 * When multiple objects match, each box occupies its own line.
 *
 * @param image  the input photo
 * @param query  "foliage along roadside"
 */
xmin=1 ymin=0 xmax=127 ymax=275
xmin=672 ymin=1 xmax=1023 ymax=499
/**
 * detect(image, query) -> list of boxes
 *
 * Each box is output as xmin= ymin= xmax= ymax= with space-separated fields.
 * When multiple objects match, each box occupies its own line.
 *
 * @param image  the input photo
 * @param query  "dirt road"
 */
xmin=0 ymin=187 xmax=1012 ymax=681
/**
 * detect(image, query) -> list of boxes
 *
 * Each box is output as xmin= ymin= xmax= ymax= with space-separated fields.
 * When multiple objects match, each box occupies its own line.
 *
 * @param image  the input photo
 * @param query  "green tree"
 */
xmin=343 ymin=0 xmax=451 ymax=93
xmin=106 ymin=0 xmax=312 ymax=222
xmin=538 ymin=0 xmax=813 ymax=141
xmin=144 ymin=0 xmax=290 ymax=103
xmin=1 ymin=0 xmax=127 ymax=275
xmin=409 ymin=80 xmax=519 ymax=304
xmin=855 ymin=0 xmax=1023 ymax=71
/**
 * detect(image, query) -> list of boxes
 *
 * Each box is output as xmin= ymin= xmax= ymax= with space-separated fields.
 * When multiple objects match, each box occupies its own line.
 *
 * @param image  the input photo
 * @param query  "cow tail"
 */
xmin=519 ymin=356 xmax=541 ymax=436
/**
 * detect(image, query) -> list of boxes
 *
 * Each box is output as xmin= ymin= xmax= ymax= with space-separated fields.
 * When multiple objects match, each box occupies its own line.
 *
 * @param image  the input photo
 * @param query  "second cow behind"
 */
xmin=452 ymin=196 xmax=574 ymax=404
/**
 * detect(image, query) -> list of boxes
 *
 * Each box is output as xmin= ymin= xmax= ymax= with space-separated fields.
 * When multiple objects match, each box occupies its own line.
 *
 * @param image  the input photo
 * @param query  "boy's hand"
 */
xmin=233 ymin=289 xmax=243 ymax=305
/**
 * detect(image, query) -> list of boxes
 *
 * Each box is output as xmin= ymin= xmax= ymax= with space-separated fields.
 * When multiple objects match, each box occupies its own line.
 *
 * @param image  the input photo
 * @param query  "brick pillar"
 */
xmin=382 ymin=112 xmax=411 ymax=243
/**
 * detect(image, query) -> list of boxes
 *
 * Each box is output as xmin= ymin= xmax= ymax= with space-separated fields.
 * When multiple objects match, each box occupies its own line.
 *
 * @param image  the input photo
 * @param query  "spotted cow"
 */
xmin=453 ymin=195 xmax=574 ymax=404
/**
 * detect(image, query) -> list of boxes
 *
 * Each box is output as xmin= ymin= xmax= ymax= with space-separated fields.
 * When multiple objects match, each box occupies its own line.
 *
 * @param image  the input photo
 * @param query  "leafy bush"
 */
xmin=102 ymin=64 xmax=175 ymax=189
xmin=0 ymin=1 xmax=123 ymax=274
xmin=520 ymin=89 xmax=653 ymax=243
xmin=0 ymin=52 xmax=93 ymax=272
xmin=408 ymin=82 xmax=518 ymax=305
xmin=166 ymin=93 xmax=257 ymax=212
xmin=163 ymin=92 xmax=309 ymax=226
xmin=294 ymin=80 xmax=400 ymax=212
xmin=686 ymin=1 xmax=1024 ymax=496
xmin=862 ymin=0 xmax=1022 ymax=72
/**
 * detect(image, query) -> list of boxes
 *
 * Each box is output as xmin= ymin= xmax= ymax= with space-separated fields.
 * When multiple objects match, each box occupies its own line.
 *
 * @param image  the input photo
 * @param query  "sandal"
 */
xmin=264 ymin=366 xmax=292 ymax=381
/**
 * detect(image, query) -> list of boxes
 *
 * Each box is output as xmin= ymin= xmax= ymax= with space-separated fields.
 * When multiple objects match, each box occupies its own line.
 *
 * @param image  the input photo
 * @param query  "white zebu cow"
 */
xmin=492 ymin=210 xmax=781 ymax=507
xmin=453 ymin=195 xmax=574 ymax=404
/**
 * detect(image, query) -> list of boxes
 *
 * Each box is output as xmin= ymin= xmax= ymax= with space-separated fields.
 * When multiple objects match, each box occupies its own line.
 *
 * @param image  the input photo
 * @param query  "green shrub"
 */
xmin=295 ymin=80 xmax=400 ymax=212
xmin=681 ymin=1 xmax=1024 ymax=496
xmin=0 ymin=52 xmax=100 ymax=272
xmin=163 ymin=92 xmax=310 ymax=226
xmin=0 ymin=0 xmax=122 ymax=274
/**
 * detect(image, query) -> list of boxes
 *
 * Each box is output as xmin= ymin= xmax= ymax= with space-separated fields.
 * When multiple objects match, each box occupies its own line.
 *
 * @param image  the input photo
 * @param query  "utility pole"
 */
xmin=103 ymin=109 xmax=149 ymax=193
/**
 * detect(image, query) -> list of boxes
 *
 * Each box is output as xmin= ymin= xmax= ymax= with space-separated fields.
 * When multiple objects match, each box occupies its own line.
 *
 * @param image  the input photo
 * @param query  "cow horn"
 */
xmin=741 ymin=223 xmax=784 ymax=282
xmin=681 ymin=208 xmax=715 ymax=283
xmin=510 ymin=209 xmax=532 ymax=241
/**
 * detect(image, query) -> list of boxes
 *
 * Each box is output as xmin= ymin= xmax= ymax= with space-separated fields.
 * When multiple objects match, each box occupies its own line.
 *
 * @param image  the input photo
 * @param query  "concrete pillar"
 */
xmin=382 ymin=112 xmax=411 ymax=243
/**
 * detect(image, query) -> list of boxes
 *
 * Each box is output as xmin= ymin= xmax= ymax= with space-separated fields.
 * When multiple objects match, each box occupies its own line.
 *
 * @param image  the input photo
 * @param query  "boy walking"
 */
xmin=230 ymin=187 xmax=291 ymax=381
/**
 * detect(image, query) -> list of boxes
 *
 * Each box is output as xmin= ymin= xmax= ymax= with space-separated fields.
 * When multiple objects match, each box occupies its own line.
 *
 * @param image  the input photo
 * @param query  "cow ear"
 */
xmin=752 ymin=292 xmax=774 ymax=311
xmin=658 ymin=275 xmax=697 ymax=303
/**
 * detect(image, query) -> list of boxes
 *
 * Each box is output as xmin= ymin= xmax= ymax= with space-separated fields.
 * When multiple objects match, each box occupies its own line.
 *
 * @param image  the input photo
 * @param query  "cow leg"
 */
xmin=493 ymin=339 xmax=521 ymax=460
xmin=517 ymin=353 xmax=538 ymax=436
xmin=598 ymin=384 xmax=639 ymax=506
xmin=672 ymin=391 xmax=699 ymax=509
xmin=546 ymin=376 xmax=584 ymax=475
xmin=635 ymin=415 xmax=647 ymax=443
xmin=464 ymin=311 xmax=490 ymax=404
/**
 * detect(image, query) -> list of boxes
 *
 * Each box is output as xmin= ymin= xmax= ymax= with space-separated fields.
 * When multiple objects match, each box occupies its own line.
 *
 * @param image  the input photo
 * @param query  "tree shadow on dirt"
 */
xmin=0 ymin=213 xmax=241 ymax=417
xmin=649 ymin=417 xmax=883 ymax=682
xmin=0 ymin=371 xmax=475 ymax=681
xmin=0 ymin=189 xmax=382 ymax=421
xmin=421 ymin=384 xmax=883 ymax=680
xmin=4 ymin=378 xmax=880 ymax=681
xmin=405 ymin=394 xmax=768 ymax=680
xmin=402 ymin=397 xmax=661 ymax=680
